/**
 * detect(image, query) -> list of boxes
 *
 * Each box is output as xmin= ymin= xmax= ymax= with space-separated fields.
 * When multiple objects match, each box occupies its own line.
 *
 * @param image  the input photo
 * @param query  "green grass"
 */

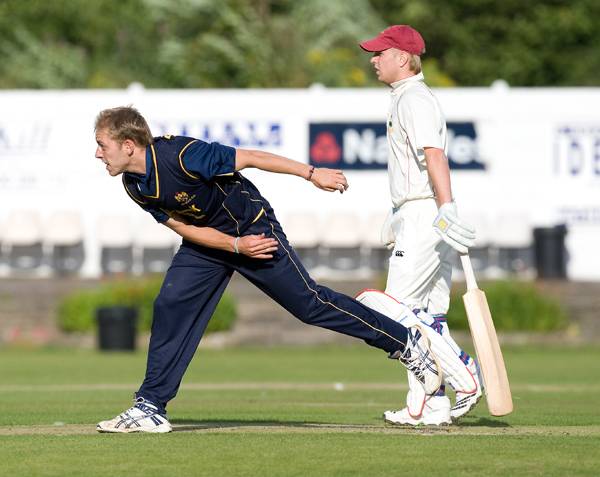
xmin=0 ymin=345 xmax=599 ymax=476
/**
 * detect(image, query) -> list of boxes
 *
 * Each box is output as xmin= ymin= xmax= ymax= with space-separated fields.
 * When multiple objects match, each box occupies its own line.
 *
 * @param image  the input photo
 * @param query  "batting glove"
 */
xmin=380 ymin=208 xmax=396 ymax=250
xmin=432 ymin=202 xmax=476 ymax=254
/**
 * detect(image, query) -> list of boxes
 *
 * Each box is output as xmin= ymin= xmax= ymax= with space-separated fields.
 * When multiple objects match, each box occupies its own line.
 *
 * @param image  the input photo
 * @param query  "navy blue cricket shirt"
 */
xmin=122 ymin=135 xmax=267 ymax=236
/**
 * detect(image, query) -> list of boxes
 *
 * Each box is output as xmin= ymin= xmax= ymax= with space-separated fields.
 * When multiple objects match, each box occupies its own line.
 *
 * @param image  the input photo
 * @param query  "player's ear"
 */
xmin=397 ymin=50 xmax=409 ymax=66
xmin=123 ymin=138 xmax=136 ymax=155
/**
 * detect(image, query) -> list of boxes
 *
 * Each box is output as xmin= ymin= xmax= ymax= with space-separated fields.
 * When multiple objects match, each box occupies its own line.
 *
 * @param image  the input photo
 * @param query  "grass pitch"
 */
xmin=0 ymin=344 xmax=599 ymax=476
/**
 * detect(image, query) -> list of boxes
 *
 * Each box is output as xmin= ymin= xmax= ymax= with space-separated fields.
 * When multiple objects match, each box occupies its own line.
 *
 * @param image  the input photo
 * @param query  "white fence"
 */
xmin=0 ymin=84 xmax=599 ymax=279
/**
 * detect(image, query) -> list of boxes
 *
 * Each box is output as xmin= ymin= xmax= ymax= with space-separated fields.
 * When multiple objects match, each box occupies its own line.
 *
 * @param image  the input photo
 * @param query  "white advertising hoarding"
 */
xmin=0 ymin=85 xmax=599 ymax=279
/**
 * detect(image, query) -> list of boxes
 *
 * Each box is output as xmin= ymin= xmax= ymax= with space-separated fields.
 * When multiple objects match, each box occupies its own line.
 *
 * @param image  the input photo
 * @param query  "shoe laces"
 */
xmin=131 ymin=397 xmax=161 ymax=417
xmin=398 ymin=330 xmax=429 ymax=385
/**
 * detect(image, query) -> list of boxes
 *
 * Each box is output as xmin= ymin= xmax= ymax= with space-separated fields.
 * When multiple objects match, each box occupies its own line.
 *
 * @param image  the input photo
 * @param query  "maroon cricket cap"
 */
xmin=359 ymin=25 xmax=425 ymax=55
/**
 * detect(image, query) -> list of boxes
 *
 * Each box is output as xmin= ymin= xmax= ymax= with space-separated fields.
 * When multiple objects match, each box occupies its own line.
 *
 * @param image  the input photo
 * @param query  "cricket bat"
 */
xmin=460 ymin=254 xmax=513 ymax=416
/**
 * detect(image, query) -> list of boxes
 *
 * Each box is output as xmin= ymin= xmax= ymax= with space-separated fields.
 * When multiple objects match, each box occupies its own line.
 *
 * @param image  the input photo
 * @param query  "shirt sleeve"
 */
xmin=181 ymin=140 xmax=236 ymax=180
xmin=398 ymin=93 xmax=444 ymax=151
xmin=138 ymin=203 xmax=170 ymax=224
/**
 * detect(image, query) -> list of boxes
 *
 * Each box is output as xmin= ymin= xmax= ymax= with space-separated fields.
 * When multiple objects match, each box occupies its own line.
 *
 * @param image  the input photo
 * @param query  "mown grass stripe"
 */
xmin=0 ymin=382 xmax=596 ymax=392
xmin=1 ymin=423 xmax=600 ymax=437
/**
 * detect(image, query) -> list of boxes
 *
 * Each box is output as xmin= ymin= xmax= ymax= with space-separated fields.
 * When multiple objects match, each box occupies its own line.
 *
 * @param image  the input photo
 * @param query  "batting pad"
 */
xmin=419 ymin=324 xmax=479 ymax=394
xmin=355 ymin=289 xmax=421 ymax=327
xmin=356 ymin=289 xmax=478 ymax=395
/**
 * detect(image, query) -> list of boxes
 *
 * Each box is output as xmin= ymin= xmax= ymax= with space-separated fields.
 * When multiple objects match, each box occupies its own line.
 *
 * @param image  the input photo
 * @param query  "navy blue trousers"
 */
xmin=137 ymin=213 xmax=409 ymax=414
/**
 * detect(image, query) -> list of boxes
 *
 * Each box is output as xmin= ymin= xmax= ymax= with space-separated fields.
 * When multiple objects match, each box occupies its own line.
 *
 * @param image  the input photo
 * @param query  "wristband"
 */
xmin=306 ymin=165 xmax=315 ymax=181
xmin=233 ymin=236 xmax=240 ymax=254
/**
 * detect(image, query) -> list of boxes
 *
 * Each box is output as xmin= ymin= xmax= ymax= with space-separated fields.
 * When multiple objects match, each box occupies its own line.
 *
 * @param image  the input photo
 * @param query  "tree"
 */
xmin=371 ymin=0 xmax=600 ymax=86
xmin=2 ymin=0 xmax=600 ymax=88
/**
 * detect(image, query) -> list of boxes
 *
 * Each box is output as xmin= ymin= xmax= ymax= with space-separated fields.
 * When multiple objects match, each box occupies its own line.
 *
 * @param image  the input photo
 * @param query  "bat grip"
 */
xmin=460 ymin=254 xmax=479 ymax=291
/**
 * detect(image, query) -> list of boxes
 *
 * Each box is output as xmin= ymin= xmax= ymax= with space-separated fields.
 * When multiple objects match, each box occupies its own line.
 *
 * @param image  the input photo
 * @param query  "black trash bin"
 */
xmin=96 ymin=306 xmax=138 ymax=351
xmin=533 ymin=224 xmax=568 ymax=279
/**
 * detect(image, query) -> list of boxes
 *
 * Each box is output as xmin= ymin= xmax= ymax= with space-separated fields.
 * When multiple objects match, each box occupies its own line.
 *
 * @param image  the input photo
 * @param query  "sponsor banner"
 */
xmin=150 ymin=120 xmax=283 ymax=149
xmin=309 ymin=122 xmax=484 ymax=170
xmin=554 ymin=125 xmax=600 ymax=179
xmin=447 ymin=122 xmax=483 ymax=170
xmin=0 ymin=121 xmax=52 ymax=158
xmin=557 ymin=206 xmax=600 ymax=226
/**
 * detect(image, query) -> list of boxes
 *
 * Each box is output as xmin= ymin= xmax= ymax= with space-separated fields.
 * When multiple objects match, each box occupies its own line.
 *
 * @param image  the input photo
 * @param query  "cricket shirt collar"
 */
xmin=131 ymin=144 xmax=160 ymax=198
xmin=390 ymin=72 xmax=425 ymax=94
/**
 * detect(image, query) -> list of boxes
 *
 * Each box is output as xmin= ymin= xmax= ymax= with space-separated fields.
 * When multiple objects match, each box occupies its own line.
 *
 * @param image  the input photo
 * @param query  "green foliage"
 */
xmin=447 ymin=280 xmax=567 ymax=331
xmin=57 ymin=276 xmax=237 ymax=333
xmin=2 ymin=0 xmax=600 ymax=88
xmin=373 ymin=0 xmax=600 ymax=86
xmin=0 ymin=0 xmax=384 ymax=89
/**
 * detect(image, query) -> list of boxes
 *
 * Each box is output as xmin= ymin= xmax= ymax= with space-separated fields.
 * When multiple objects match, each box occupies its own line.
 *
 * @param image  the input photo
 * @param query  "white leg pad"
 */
xmin=419 ymin=324 xmax=478 ymax=394
xmin=356 ymin=289 xmax=478 ymax=395
xmin=406 ymin=369 xmax=427 ymax=417
xmin=355 ymin=289 xmax=421 ymax=328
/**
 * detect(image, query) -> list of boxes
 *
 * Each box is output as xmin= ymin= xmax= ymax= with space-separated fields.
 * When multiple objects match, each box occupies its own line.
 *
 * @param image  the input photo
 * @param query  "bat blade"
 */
xmin=463 ymin=288 xmax=513 ymax=416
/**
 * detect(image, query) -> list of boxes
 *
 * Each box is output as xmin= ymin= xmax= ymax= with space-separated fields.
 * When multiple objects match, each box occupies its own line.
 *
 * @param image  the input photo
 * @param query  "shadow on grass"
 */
xmin=170 ymin=418 xmax=512 ymax=433
xmin=170 ymin=419 xmax=365 ymax=432
xmin=457 ymin=417 xmax=510 ymax=428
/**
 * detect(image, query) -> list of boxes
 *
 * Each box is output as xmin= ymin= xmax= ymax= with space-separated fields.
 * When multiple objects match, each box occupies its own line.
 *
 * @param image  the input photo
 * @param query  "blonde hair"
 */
xmin=95 ymin=106 xmax=153 ymax=146
xmin=409 ymin=54 xmax=422 ymax=74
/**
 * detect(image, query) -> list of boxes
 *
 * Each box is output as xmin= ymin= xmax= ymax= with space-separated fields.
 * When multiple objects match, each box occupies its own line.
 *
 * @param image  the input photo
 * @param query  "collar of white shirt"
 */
xmin=390 ymin=72 xmax=425 ymax=94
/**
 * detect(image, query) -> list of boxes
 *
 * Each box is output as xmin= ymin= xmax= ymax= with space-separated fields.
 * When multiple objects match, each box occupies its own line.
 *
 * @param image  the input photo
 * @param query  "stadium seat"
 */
xmin=362 ymin=212 xmax=391 ymax=272
xmin=97 ymin=215 xmax=134 ymax=275
xmin=0 ymin=216 xmax=9 ymax=275
xmin=494 ymin=213 xmax=534 ymax=276
xmin=3 ymin=210 xmax=44 ymax=272
xmin=321 ymin=212 xmax=362 ymax=273
xmin=44 ymin=211 xmax=85 ymax=275
xmin=4 ymin=210 xmax=44 ymax=272
xmin=134 ymin=216 xmax=178 ymax=274
xmin=0 ymin=217 xmax=5 ymax=269
xmin=282 ymin=213 xmax=321 ymax=271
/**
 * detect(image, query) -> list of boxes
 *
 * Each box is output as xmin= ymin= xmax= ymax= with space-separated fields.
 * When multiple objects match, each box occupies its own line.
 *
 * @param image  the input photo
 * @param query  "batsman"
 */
xmin=359 ymin=25 xmax=481 ymax=425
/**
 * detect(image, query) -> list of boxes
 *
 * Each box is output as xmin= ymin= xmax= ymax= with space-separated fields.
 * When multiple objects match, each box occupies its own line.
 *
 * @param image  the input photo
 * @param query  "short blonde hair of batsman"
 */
xmin=409 ymin=54 xmax=422 ymax=74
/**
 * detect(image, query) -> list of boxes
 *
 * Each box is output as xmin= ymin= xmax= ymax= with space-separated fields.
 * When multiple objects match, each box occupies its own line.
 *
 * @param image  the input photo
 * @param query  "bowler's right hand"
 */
xmin=311 ymin=168 xmax=349 ymax=193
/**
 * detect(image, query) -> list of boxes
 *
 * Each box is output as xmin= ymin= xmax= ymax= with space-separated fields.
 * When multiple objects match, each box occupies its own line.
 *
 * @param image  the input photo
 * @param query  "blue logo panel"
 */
xmin=309 ymin=122 xmax=485 ymax=170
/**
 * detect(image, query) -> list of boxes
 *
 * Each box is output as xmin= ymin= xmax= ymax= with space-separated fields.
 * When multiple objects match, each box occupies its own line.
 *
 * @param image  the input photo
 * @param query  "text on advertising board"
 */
xmin=150 ymin=121 xmax=282 ymax=148
xmin=309 ymin=122 xmax=483 ymax=170
xmin=554 ymin=125 xmax=600 ymax=178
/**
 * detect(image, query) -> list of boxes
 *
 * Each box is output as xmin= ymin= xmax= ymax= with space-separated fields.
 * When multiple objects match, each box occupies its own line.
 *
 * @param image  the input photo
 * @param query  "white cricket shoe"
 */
xmin=451 ymin=358 xmax=483 ymax=420
xmin=393 ymin=325 xmax=442 ymax=396
xmin=96 ymin=397 xmax=172 ymax=433
xmin=384 ymin=396 xmax=452 ymax=426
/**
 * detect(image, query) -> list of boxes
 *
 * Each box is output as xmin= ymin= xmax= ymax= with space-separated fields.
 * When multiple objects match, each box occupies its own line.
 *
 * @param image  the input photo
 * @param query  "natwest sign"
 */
xmin=310 ymin=123 xmax=386 ymax=170
xmin=309 ymin=122 xmax=484 ymax=170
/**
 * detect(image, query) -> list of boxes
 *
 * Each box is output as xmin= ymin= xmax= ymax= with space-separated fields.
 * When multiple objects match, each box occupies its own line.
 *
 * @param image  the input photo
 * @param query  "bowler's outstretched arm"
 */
xmin=235 ymin=149 xmax=349 ymax=193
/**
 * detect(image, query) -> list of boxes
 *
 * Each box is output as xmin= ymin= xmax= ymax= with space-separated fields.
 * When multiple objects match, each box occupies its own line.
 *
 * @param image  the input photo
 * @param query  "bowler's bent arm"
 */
xmin=163 ymin=216 xmax=278 ymax=259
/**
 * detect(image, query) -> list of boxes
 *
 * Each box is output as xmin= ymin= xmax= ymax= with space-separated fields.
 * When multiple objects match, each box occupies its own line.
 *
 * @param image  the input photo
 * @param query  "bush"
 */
xmin=57 ymin=276 xmax=237 ymax=333
xmin=447 ymin=280 xmax=567 ymax=332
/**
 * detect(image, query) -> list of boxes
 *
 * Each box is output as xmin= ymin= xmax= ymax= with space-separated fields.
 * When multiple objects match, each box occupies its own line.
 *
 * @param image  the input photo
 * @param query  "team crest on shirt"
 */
xmin=174 ymin=191 xmax=195 ymax=205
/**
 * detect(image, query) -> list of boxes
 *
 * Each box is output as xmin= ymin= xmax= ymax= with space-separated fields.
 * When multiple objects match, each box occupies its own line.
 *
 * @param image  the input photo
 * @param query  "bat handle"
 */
xmin=460 ymin=254 xmax=479 ymax=291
